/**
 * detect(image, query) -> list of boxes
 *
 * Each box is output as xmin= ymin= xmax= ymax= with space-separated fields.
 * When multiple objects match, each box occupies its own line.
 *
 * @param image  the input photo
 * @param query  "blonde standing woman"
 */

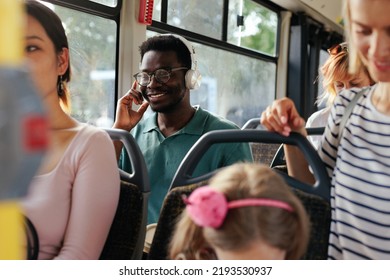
xmin=261 ymin=0 xmax=390 ymax=259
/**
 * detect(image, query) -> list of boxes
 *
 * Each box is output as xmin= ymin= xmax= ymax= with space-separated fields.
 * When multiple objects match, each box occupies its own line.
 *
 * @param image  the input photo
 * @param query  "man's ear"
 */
xmin=57 ymin=47 xmax=69 ymax=75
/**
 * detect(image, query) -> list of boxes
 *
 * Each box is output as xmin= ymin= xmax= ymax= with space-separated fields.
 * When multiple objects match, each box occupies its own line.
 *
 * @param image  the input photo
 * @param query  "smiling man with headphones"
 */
xmin=113 ymin=34 xmax=253 ymax=224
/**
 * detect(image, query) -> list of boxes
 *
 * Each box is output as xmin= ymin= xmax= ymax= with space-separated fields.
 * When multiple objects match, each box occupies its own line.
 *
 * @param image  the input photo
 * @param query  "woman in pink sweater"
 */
xmin=20 ymin=0 xmax=120 ymax=259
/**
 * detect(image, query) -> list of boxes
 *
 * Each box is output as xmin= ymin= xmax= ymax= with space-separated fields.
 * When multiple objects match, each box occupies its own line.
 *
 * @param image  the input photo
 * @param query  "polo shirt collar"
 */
xmin=180 ymin=105 xmax=206 ymax=135
xmin=142 ymin=113 xmax=159 ymax=133
xmin=141 ymin=105 xmax=207 ymax=136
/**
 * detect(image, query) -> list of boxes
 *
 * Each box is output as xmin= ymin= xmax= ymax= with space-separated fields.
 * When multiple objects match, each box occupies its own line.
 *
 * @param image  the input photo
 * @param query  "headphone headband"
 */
xmin=157 ymin=33 xmax=202 ymax=89
xmin=158 ymin=33 xmax=197 ymax=70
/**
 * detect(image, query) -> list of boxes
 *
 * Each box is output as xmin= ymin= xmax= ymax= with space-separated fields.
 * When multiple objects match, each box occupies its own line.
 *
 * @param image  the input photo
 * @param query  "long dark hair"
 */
xmin=25 ymin=0 xmax=71 ymax=111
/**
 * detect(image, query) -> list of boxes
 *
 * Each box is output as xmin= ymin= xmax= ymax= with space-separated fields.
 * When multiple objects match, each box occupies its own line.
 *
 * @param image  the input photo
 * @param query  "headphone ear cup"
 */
xmin=185 ymin=69 xmax=202 ymax=89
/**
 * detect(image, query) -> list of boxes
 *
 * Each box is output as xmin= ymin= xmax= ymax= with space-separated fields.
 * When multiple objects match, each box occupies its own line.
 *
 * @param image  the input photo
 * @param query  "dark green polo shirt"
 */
xmin=120 ymin=106 xmax=253 ymax=224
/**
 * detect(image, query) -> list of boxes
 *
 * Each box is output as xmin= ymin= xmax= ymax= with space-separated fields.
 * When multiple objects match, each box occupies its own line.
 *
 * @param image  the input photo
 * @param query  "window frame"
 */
xmin=46 ymin=0 xmax=122 ymax=19
xmin=151 ymin=0 xmax=282 ymax=64
xmin=41 ymin=0 xmax=121 ymax=125
xmin=145 ymin=0 xmax=284 ymax=126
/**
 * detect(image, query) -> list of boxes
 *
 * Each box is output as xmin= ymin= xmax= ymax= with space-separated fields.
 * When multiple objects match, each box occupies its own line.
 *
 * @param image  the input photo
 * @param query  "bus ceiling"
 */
xmin=271 ymin=0 xmax=344 ymax=35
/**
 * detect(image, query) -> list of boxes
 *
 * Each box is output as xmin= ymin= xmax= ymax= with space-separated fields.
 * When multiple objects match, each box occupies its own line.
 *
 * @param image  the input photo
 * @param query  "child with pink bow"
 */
xmin=169 ymin=163 xmax=309 ymax=260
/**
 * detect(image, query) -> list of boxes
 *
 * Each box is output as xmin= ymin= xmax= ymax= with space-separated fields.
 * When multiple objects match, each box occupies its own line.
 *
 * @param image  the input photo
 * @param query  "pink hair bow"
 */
xmin=183 ymin=187 xmax=293 ymax=228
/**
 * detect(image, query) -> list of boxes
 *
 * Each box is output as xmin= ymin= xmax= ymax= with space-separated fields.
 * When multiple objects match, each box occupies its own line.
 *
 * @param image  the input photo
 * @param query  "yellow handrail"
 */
xmin=0 ymin=202 xmax=24 ymax=260
xmin=0 ymin=0 xmax=25 ymax=260
xmin=0 ymin=0 xmax=24 ymax=66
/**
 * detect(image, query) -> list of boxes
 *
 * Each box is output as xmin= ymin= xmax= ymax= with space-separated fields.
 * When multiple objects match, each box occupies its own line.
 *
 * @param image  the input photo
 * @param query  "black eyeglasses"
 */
xmin=133 ymin=67 xmax=188 ymax=87
xmin=327 ymin=42 xmax=348 ymax=55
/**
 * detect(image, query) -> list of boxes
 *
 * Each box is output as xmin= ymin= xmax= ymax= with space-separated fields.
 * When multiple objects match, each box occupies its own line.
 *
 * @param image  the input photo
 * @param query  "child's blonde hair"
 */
xmin=169 ymin=163 xmax=310 ymax=260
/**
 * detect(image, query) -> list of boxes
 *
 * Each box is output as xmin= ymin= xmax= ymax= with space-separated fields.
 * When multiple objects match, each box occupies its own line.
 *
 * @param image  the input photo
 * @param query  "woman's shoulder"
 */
xmin=73 ymin=124 xmax=113 ymax=146
xmin=325 ymin=86 xmax=374 ymax=131
xmin=65 ymin=124 xmax=117 ymax=166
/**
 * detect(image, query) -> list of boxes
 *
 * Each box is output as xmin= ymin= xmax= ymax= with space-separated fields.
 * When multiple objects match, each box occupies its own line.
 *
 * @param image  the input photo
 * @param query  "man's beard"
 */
xmin=152 ymin=93 xmax=185 ymax=113
xmin=144 ymin=87 xmax=186 ymax=113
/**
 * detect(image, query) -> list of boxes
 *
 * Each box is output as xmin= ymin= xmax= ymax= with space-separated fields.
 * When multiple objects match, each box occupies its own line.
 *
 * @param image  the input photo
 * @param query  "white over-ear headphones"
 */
xmin=158 ymin=33 xmax=202 ymax=90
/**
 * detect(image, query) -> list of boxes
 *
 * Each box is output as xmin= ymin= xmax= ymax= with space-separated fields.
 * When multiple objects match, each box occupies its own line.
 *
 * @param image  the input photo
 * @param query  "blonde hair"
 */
xmin=169 ymin=163 xmax=310 ymax=260
xmin=343 ymin=0 xmax=366 ymax=76
xmin=317 ymin=44 xmax=373 ymax=107
xmin=317 ymin=48 xmax=350 ymax=106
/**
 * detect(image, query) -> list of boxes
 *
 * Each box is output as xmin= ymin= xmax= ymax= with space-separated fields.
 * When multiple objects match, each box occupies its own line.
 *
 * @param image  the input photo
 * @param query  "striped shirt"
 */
xmin=318 ymin=85 xmax=390 ymax=259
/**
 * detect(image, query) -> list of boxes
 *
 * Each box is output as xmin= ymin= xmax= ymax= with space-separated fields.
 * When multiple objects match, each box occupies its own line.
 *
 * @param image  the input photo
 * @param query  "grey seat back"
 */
xmin=149 ymin=129 xmax=331 ymax=260
xmin=100 ymin=128 xmax=150 ymax=260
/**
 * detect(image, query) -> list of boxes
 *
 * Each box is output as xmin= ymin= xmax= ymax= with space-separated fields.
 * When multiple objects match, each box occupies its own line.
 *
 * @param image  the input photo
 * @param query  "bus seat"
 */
xmin=272 ymin=127 xmax=329 ymax=259
xmin=25 ymin=216 xmax=39 ymax=260
xmin=242 ymin=118 xmax=281 ymax=166
xmin=147 ymin=181 xmax=207 ymax=260
xmin=250 ymin=141 xmax=281 ymax=165
xmin=99 ymin=128 xmax=150 ymax=260
xmin=292 ymin=188 xmax=330 ymax=259
xmin=270 ymin=127 xmax=325 ymax=169
xmin=148 ymin=129 xmax=331 ymax=260
xmin=24 ymin=179 xmax=146 ymax=260
xmin=241 ymin=117 xmax=261 ymax=129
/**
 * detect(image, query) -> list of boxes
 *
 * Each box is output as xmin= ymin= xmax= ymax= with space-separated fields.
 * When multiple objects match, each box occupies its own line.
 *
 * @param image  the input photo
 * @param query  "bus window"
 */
xmin=315 ymin=48 xmax=331 ymax=111
xmin=161 ymin=0 xmax=224 ymax=40
xmin=44 ymin=3 xmax=117 ymax=127
xmin=149 ymin=0 xmax=279 ymax=127
xmin=88 ymin=0 xmax=118 ymax=7
xmin=228 ymin=0 xmax=278 ymax=56
xmin=193 ymin=43 xmax=276 ymax=127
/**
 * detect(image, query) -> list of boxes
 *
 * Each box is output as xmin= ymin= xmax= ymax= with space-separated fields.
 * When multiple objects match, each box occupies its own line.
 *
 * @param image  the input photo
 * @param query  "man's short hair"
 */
xmin=139 ymin=35 xmax=192 ymax=69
